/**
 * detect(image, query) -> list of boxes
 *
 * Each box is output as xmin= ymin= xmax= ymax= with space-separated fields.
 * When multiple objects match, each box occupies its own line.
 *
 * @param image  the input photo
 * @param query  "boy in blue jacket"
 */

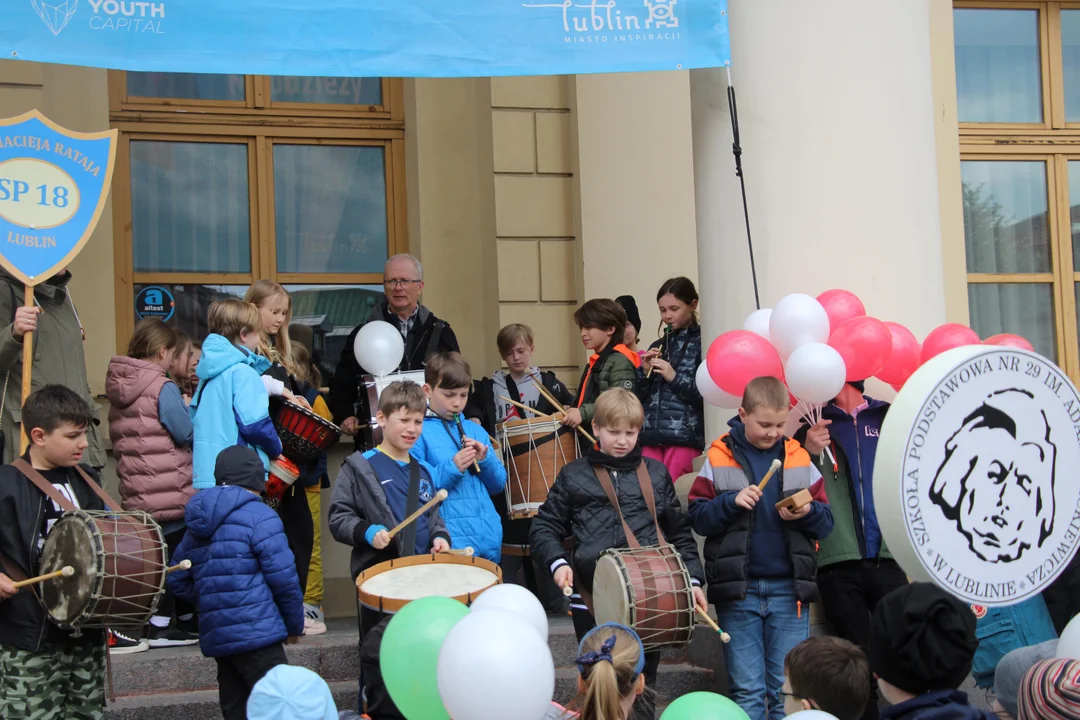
xmin=190 ymin=299 xmax=283 ymax=490
xmin=412 ymin=352 xmax=507 ymax=563
xmin=168 ymin=446 xmax=304 ymax=720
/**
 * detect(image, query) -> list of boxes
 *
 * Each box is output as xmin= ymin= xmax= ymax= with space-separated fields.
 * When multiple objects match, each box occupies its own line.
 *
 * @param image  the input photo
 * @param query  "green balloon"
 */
xmin=380 ymin=596 xmax=470 ymax=720
xmin=661 ymin=692 xmax=751 ymax=720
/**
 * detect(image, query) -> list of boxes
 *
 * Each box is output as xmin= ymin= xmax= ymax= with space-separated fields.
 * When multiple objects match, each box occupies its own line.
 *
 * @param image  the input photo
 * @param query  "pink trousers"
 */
xmin=642 ymin=445 xmax=699 ymax=482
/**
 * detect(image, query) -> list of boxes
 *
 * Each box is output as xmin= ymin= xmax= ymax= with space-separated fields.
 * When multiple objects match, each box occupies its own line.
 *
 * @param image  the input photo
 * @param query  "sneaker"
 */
xmin=147 ymin=621 xmax=200 ymax=648
xmin=304 ymin=603 xmax=325 ymax=623
xmin=177 ymin=614 xmax=199 ymax=636
xmin=108 ymin=629 xmax=149 ymax=655
xmin=304 ymin=616 xmax=327 ymax=636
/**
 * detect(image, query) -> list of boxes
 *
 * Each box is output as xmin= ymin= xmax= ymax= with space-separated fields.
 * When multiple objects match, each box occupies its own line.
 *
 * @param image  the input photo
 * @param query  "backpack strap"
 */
xmin=424 ymin=320 xmax=446 ymax=362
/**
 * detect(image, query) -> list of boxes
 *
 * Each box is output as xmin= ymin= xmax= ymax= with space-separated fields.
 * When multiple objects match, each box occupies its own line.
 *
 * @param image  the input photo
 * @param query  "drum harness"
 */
xmin=9 ymin=458 xmax=127 ymax=701
xmin=582 ymin=463 xmax=671 ymax=613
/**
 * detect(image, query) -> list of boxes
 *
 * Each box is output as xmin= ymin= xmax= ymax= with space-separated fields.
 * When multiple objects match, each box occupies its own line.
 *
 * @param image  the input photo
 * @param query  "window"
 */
xmin=955 ymin=2 xmax=1080 ymax=378
xmin=110 ymin=73 xmax=406 ymax=375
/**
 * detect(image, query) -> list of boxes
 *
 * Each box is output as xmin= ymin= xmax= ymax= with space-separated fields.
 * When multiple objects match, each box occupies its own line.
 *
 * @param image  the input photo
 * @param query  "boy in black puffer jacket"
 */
xmin=531 ymin=388 xmax=706 ymax=720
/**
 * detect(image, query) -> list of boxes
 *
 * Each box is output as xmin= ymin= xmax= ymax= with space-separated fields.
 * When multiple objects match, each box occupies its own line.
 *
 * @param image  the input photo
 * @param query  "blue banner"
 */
xmin=3 ymin=1 xmax=729 ymax=78
xmin=0 ymin=111 xmax=116 ymax=286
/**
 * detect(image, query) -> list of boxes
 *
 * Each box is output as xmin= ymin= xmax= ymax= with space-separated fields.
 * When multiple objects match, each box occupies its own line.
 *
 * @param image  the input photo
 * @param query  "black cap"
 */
xmin=869 ymin=583 xmax=978 ymax=695
xmin=214 ymin=446 xmax=266 ymax=494
xmin=615 ymin=296 xmax=642 ymax=334
xmin=849 ymin=380 xmax=866 ymax=393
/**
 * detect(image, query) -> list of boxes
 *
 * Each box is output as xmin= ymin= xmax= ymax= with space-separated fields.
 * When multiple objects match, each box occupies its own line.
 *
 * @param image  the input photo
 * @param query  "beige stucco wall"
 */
xmin=573 ymin=71 xmax=700 ymax=352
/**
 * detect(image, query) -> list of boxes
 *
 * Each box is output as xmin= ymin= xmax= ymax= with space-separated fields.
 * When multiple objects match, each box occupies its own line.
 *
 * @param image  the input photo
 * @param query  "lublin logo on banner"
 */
xmin=523 ymin=0 xmax=681 ymax=44
xmin=31 ymin=0 xmax=165 ymax=36
xmin=876 ymin=345 xmax=1080 ymax=606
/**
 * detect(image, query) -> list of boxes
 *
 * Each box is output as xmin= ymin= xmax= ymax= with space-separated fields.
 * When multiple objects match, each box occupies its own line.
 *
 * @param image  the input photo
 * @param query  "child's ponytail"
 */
xmin=571 ymin=623 xmax=647 ymax=720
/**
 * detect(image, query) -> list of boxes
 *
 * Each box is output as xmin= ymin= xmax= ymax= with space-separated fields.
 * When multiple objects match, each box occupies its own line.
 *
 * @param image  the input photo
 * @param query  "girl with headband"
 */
xmin=547 ymin=623 xmax=648 ymax=720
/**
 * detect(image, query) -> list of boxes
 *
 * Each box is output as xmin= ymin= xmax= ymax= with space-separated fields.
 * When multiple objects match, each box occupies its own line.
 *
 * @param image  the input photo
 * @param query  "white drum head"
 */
xmin=592 ymin=552 xmax=631 ymax=626
xmin=360 ymin=564 xmax=497 ymax=604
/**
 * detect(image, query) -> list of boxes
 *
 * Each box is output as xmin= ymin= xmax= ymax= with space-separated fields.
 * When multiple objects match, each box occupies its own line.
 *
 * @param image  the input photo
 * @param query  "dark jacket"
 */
xmin=1044 ymin=550 xmax=1080 ymax=635
xmin=327 ymin=451 xmax=450 ymax=580
xmin=641 ymin=324 xmax=704 ymax=450
xmin=328 ymin=299 xmax=459 ymax=431
xmin=574 ymin=344 xmax=640 ymax=429
xmin=530 ymin=451 xmax=704 ymax=595
xmin=687 ymin=421 xmax=833 ymax=605
xmin=795 ymin=398 xmax=890 ymax=565
xmin=880 ymin=690 xmax=996 ymax=720
xmin=359 ymin=616 xmax=405 ymax=720
xmin=167 ymin=486 xmax=305 ymax=658
xmin=0 ymin=461 xmax=106 ymax=652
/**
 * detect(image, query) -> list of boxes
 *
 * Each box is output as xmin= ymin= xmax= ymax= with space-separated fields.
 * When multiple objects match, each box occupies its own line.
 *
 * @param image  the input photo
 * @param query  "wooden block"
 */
xmin=775 ymin=488 xmax=813 ymax=512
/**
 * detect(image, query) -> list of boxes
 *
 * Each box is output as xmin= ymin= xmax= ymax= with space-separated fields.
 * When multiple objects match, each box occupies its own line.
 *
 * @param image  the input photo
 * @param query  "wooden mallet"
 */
xmin=696 ymin=606 xmax=731 ymax=643
xmin=166 ymin=559 xmax=192 ymax=574
xmin=757 ymin=458 xmax=782 ymax=491
xmin=387 ymin=489 xmax=449 ymax=540
xmin=446 ymin=547 xmax=475 ymax=556
xmin=13 ymin=565 xmax=74 ymax=588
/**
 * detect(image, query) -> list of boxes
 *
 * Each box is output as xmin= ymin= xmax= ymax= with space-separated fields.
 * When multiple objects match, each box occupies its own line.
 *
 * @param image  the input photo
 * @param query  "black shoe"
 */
xmin=177 ymin=614 xmax=199 ymax=636
xmin=147 ymin=621 xmax=200 ymax=648
xmin=108 ymin=629 xmax=149 ymax=655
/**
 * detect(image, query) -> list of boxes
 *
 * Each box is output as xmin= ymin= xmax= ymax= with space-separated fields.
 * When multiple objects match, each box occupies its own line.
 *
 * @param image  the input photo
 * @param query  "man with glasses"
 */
xmin=329 ymin=253 xmax=460 ymax=449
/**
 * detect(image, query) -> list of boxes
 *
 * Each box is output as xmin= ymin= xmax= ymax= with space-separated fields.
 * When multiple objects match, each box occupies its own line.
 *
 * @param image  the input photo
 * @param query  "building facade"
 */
xmin=0 ymin=0 xmax=1074 ymax=614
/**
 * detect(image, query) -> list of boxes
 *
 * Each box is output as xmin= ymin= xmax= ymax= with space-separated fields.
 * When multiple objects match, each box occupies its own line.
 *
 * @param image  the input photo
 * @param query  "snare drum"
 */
xmin=499 ymin=417 xmax=578 ymax=519
xmin=355 ymin=553 xmax=502 ymax=613
xmin=273 ymin=400 xmax=342 ymax=463
xmin=359 ymin=371 xmax=427 ymax=450
xmin=39 ymin=509 xmax=168 ymax=630
xmin=592 ymin=546 xmax=695 ymax=650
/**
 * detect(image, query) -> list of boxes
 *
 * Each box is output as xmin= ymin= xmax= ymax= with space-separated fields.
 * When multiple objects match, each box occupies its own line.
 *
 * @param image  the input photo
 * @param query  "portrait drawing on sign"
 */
xmin=929 ymin=388 xmax=1056 ymax=564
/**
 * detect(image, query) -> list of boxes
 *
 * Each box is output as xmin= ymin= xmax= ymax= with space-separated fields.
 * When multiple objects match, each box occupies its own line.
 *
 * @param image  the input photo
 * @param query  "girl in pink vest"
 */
xmin=106 ymin=318 xmax=198 ymax=648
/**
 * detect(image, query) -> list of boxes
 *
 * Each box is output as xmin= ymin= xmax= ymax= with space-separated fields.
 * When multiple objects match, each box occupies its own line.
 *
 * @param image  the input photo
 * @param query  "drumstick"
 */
xmin=527 ymin=381 xmax=601 ymax=446
xmin=13 ymin=565 xmax=74 ymax=588
xmin=446 ymin=547 xmax=474 ymax=556
xmin=501 ymin=395 xmax=599 ymax=447
xmin=387 ymin=489 xmax=449 ymax=540
xmin=562 ymin=584 xmax=573 ymax=597
xmin=696 ymin=606 xmax=731 ymax=644
xmin=166 ymin=560 xmax=192 ymax=574
xmin=757 ymin=459 xmax=782 ymax=491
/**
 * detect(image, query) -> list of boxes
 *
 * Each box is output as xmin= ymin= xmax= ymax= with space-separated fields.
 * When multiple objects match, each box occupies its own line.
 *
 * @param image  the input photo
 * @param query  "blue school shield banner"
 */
xmin=0 ymin=111 xmax=117 ymax=286
xmin=2 ymin=0 xmax=729 ymax=78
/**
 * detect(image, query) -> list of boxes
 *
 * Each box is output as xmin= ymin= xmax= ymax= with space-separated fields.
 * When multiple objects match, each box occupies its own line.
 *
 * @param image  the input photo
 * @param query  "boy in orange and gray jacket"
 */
xmin=688 ymin=376 xmax=833 ymax=720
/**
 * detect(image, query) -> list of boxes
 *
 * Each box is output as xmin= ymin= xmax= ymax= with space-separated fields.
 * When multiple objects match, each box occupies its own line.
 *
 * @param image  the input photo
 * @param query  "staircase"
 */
xmin=103 ymin=617 xmax=728 ymax=719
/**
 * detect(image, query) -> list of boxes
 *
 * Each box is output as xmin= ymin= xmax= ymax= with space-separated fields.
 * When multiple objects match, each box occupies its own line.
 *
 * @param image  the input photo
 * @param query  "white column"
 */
xmin=691 ymin=0 xmax=947 ymax=421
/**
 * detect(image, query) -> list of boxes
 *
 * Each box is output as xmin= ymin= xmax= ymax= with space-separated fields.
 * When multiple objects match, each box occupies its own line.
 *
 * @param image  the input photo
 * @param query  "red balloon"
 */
xmin=816 ymin=289 xmax=866 ymax=335
xmin=921 ymin=323 xmax=980 ymax=364
xmin=706 ymin=330 xmax=785 ymax=397
xmin=877 ymin=322 xmax=921 ymax=386
xmin=984 ymin=333 xmax=1035 ymax=352
xmin=828 ymin=316 xmax=892 ymax=382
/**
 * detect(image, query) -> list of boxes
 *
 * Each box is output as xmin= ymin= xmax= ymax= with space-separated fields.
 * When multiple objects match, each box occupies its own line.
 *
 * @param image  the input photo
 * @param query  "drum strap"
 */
xmin=592 ymin=463 xmax=668 ymax=550
xmin=0 ymin=551 xmax=27 ymax=583
xmin=12 ymin=459 xmax=121 ymax=513
xmin=400 ymin=459 xmax=422 ymax=557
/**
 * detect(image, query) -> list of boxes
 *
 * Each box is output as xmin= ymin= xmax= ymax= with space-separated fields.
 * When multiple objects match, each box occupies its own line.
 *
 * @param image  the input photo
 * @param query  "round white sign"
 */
xmin=875 ymin=345 xmax=1080 ymax=606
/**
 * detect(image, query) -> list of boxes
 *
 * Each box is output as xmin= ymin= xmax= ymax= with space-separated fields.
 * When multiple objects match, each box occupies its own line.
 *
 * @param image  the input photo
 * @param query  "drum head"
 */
xmin=356 ymin=554 xmax=501 ymax=613
xmin=592 ymin=552 xmax=631 ymax=626
xmin=40 ymin=514 xmax=100 ymax=625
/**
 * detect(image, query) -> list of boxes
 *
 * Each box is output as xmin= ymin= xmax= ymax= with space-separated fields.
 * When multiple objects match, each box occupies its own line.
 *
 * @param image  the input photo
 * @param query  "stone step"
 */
xmin=106 ymin=617 xmax=726 ymax=698
xmin=104 ymin=666 xmax=712 ymax=720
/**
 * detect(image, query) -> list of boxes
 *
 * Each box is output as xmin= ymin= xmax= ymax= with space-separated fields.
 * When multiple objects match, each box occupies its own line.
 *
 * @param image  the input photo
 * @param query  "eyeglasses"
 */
xmin=776 ymin=690 xmax=806 ymax=705
xmin=384 ymin=278 xmax=422 ymax=288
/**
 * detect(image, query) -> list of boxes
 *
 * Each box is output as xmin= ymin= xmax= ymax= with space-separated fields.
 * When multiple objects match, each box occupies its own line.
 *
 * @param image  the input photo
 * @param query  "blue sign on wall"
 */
xmin=0 ymin=110 xmax=116 ymax=286
xmin=135 ymin=286 xmax=175 ymax=322
xmin=2 ymin=1 xmax=730 ymax=78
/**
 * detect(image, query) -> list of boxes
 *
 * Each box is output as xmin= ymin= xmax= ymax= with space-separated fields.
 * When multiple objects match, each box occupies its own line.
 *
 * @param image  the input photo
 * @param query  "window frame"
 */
xmin=109 ymin=72 xmax=406 ymax=351
xmin=956 ymin=2 xmax=1080 ymax=379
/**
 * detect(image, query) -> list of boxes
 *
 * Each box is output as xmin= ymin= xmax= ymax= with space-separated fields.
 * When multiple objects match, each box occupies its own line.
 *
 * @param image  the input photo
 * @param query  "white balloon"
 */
xmin=353 ymin=321 xmax=405 ymax=377
xmin=743 ymin=308 xmax=773 ymax=341
xmin=468 ymin=583 xmax=548 ymax=640
xmin=1056 ymin=614 xmax=1080 ymax=659
xmin=438 ymin=608 xmax=555 ymax=720
xmin=696 ymin=362 xmax=742 ymax=408
xmin=784 ymin=711 xmax=840 ymax=720
xmin=769 ymin=294 xmax=830 ymax=361
xmin=785 ymin=343 xmax=846 ymax=404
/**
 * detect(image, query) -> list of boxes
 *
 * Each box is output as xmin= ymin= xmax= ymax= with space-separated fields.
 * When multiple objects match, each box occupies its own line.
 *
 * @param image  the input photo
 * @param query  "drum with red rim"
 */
xmin=272 ymin=400 xmax=341 ymax=463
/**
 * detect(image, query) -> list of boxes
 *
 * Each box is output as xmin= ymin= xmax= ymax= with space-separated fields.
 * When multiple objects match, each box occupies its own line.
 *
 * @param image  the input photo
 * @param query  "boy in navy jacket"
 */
xmin=168 ymin=446 xmax=304 ymax=720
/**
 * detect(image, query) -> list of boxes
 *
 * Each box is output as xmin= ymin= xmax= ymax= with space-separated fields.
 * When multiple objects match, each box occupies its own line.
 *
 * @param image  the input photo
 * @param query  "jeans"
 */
xmin=817 ymin=559 xmax=909 ymax=720
xmin=215 ymin=643 xmax=288 ymax=720
xmin=716 ymin=578 xmax=809 ymax=720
